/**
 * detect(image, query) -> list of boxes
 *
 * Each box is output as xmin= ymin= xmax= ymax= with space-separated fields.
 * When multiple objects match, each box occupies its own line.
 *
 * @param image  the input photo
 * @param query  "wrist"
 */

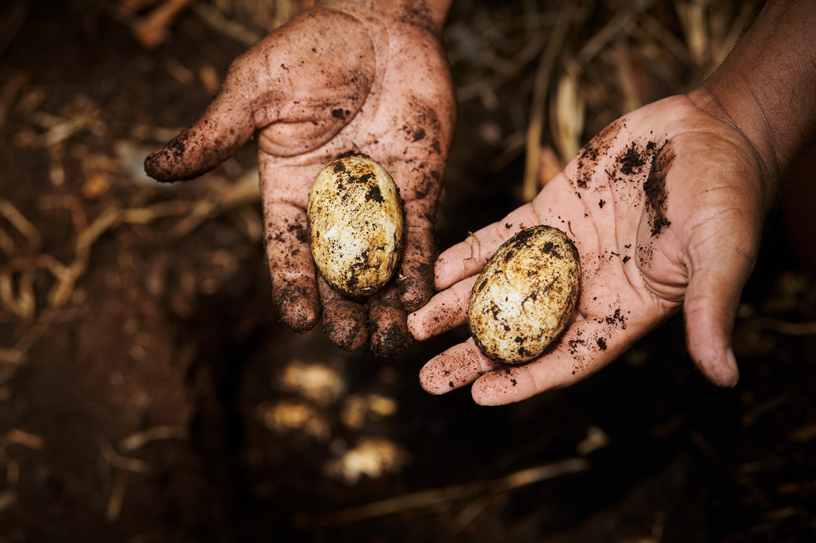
xmin=686 ymin=86 xmax=780 ymax=205
xmin=692 ymin=0 xmax=816 ymax=184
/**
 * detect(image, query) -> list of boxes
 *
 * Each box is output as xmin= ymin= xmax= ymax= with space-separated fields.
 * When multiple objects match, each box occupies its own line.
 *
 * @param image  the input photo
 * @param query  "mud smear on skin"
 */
xmin=273 ymin=279 xmax=319 ymax=333
xmin=322 ymin=312 xmax=367 ymax=352
xmin=574 ymin=120 xmax=624 ymax=190
xmin=644 ymin=141 xmax=676 ymax=237
xmin=617 ymin=141 xmax=648 ymax=176
xmin=368 ymin=297 xmax=413 ymax=357
xmin=396 ymin=261 xmax=433 ymax=312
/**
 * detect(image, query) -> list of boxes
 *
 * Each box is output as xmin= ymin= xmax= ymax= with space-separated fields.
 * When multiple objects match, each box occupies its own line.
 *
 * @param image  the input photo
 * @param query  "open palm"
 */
xmin=145 ymin=2 xmax=456 ymax=355
xmin=409 ymin=93 xmax=772 ymax=405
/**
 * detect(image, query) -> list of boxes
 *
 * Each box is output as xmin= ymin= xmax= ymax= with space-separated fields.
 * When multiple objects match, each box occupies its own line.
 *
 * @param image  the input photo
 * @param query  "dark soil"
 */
xmin=2 ymin=1 xmax=815 ymax=542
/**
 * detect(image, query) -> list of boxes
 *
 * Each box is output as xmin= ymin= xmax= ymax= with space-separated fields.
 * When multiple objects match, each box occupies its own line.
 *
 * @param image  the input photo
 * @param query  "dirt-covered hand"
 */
xmin=144 ymin=1 xmax=456 ymax=356
xmin=408 ymin=93 xmax=775 ymax=405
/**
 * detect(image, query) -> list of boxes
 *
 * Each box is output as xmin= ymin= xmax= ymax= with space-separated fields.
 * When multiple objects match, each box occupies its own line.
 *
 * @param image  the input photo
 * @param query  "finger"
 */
xmin=263 ymin=201 xmax=321 ymax=333
xmin=386 ymin=146 xmax=448 ymax=313
xmin=144 ymin=60 xmax=254 ymax=182
xmin=145 ymin=8 xmax=376 ymax=181
xmin=434 ymin=204 xmax=540 ymax=290
xmin=368 ymin=285 xmax=413 ymax=357
xmin=419 ymin=338 xmax=501 ymax=394
xmin=683 ymin=240 xmax=756 ymax=387
xmin=318 ymin=277 xmax=368 ymax=351
xmin=407 ymin=275 xmax=477 ymax=340
xmin=396 ymin=200 xmax=437 ymax=313
xmin=469 ymin=317 xmax=643 ymax=406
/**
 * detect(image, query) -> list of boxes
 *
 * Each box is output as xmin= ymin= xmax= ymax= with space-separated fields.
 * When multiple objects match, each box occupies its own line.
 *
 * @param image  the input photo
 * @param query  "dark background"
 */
xmin=1 ymin=0 xmax=816 ymax=541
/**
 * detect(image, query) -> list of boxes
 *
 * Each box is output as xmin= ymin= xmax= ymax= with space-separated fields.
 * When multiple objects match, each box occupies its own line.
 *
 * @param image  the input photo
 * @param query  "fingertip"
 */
xmin=470 ymin=370 xmax=531 ymax=406
xmin=470 ymin=376 xmax=498 ymax=406
xmin=418 ymin=359 xmax=451 ymax=395
xmin=144 ymin=135 xmax=205 ymax=182
xmin=273 ymin=279 xmax=321 ymax=333
xmin=685 ymin=300 xmax=741 ymax=387
xmin=321 ymin=306 xmax=368 ymax=351
xmin=419 ymin=339 xmax=494 ymax=394
xmin=143 ymin=148 xmax=174 ymax=183
xmin=397 ymin=231 xmax=436 ymax=313
xmin=408 ymin=277 xmax=475 ymax=341
xmin=397 ymin=276 xmax=432 ymax=314
xmin=692 ymin=344 xmax=740 ymax=388
xmin=280 ymin=304 xmax=320 ymax=334
xmin=470 ymin=361 xmax=548 ymax=406
xmin=318 ymin=277 xmax=368 ymax=351
xmin=370 ymin=322 xmax=413 ymax=357
xmin=406 ymin=311 xmax=428 ymax=341
xmin=323 ymin=320 xmax=368 ymax=351
xmin=143 ymin=128 xmax=231 ymax=182
xmin=144 ymin=82 xmax=253 ymax=182
xmin=368 ymin=288 xmax=413 ymax=357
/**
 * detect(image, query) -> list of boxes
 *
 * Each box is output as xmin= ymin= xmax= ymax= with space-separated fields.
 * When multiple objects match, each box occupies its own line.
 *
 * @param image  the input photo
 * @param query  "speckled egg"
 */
xmin=307 ymin=153 xmax=404 ymax=298
xmin=468 ymin=225 xmax=580 ymax=364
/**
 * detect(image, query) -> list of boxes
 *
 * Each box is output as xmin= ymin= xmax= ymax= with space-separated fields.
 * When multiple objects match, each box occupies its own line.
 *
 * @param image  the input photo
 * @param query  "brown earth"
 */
xmin=1 ymin=1 xmax=815 ymax=542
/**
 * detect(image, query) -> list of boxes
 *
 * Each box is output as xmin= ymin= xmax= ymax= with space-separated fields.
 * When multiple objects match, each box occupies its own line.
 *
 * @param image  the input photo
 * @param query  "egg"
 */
xmin=468 ymin=225 xmax=581 ymax=364
xmin=307 ymin=153 xmax=404 ymax=298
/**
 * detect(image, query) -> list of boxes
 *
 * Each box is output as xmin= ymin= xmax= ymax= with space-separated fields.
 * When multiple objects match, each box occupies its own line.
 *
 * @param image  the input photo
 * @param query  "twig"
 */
xmin=96 ymin=435 xmax=151 ymax=474
xmin=522 ymin=1 xmax=574 ymax=202
xmin=611 ymin=35 xmax=640 ymax=114
xmin=551 ymin=61 xmax=584 ymax=164
xmin=0 ymin=198 xmax=42 ymax=250
xmin=105 ymin=470 xmax=130 ymax=522
xmin=119 ymin=425 xmax=189 ymax=453
xmin=674 ymin=0 xmax=708 ymax=68
xmin=312 ymin=457 xmax=588 ymax=526
xmin=4 ymin=428 xmax=44 ymax=449
xmin=0 ymin=170 xmax=260 ymax=361
xmin=449 ymin=494 xmax=505 ymax=534
xmin=461 ymin=231 xmax=482 ymax=273
xmin=457 ymin=30 xmax=550 ymax=102
xmin=576 ymin=0 xmax=656 ymax=67
xmin=192 ymin=2 xmax=262 ymax=47
xmin=0 ymin=225 xmax=17 ymax=256
xmin=133 ymin=0 xmax=198 ymax=49
xmin=0 ymin=270 xmax=35 ymax=320
xmin=639 ymin=13 xmax=690 ymax=65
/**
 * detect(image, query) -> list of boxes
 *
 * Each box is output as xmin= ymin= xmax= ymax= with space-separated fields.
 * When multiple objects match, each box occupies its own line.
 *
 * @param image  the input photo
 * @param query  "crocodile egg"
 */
xmin=307 ymin=153 xmax=404 ymax=298
xmin=468 ymin=225 xmax=580 ymax=364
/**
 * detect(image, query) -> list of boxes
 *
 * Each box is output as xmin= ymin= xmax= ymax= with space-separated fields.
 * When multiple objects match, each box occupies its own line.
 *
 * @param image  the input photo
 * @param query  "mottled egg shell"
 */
xmin=468 ymin=225 xmax=581 ymax=364
xmin=308 ymin=153 xmax=404 ymax=298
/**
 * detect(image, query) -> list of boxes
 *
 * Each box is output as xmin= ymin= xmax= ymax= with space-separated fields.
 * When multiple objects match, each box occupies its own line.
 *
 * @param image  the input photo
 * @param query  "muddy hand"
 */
xmin=409 ymin=94 xmax=774 ymax=404
xmin=409 ymin=0 xmax=816 ymax=403
xmin=144 ymin=1 xmax=456 ymax=354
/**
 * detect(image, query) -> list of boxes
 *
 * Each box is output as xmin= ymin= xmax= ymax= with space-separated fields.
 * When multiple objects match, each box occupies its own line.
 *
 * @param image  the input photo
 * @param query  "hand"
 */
xmin=144 ymin=1 xmax=456 ymax=355
xmin=408 ymin=92 xmax=775 ymax=405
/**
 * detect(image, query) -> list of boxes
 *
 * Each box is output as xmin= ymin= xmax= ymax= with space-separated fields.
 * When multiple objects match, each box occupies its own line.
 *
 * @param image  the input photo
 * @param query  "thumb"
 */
xmin=683 ymin=240 xmax=757 ymax=387
xmin=144 ymin=61 xmax=254 ymax=182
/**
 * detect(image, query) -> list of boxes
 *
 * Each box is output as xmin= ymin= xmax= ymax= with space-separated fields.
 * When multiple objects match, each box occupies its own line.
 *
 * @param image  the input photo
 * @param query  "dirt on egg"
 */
xmin=468 ymin=225 xmax=581 ymax=364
